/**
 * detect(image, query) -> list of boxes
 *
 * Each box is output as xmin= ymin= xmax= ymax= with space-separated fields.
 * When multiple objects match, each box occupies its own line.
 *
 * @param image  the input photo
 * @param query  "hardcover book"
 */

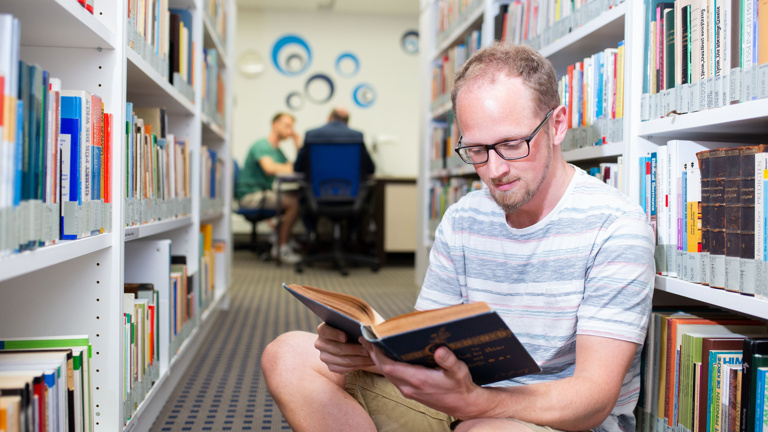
xmin=741 ymin=338 xmax=768 ymax=432
xmin=284 ymin=283 xmax=541 ymax=386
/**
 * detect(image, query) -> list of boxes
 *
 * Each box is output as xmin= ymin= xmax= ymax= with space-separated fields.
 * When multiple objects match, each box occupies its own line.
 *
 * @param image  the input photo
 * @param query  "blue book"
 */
xmin=707 ymin=350 xmax=742 ymax=432
xmin=596 ymin=51 xmax=604 ymax=120
xmin=756 ymin=367 xmax=768 ymax=432
xmin=14 ymin=99 xmax=23 ymax=208
xmin=92 ymin=145 xmax=101 ymax=201
xmin=60 ymin=95 xmax=81 ymax=240
xmin=208 ymin=148 xmax=216 ymax=199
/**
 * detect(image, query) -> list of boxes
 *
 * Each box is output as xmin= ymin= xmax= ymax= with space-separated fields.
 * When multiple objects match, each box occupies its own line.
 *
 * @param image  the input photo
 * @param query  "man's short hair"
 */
xmin=272 ymin=112 xmax=294 ymax=124
xmin=451 ymin=43 xmax=559 ymax=118
xmin=329 ymin=108 xmax=349 ymax=124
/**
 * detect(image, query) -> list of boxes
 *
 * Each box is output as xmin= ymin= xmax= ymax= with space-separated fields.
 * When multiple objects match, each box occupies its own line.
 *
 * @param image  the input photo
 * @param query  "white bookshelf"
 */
xmin=0 ymin=0 xmax=236 ymax=430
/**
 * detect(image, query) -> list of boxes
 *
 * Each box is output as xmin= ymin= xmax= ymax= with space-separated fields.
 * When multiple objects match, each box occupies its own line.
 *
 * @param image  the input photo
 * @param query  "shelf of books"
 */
xmin=0 ymin=0 xmax=235 ymax=430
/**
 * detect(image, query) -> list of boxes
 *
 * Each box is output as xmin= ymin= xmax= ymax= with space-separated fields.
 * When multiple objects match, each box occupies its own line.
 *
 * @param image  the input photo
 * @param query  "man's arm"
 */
xmin=258 ymin=155 xmax=294 ymax=176
xmin=364 ymin=333 xmax=637 ymax=431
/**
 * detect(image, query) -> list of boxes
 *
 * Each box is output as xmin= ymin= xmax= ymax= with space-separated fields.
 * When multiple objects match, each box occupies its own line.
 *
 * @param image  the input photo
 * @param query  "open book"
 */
xmin=284 ymin=283 xmax=541 ymax=385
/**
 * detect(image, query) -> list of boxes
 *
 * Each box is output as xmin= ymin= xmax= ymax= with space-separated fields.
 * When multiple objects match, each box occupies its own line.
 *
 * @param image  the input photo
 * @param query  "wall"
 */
xmin=232 ymin=8 xmax=421 ymax=232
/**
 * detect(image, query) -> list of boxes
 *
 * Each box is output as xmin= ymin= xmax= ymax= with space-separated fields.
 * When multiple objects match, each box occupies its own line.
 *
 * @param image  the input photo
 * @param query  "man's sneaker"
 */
xmin=276 ymin=244 xmax=301 ymax=264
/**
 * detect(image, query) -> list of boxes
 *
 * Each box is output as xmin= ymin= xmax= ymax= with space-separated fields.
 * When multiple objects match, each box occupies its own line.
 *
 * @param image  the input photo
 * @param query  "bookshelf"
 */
xmin=418 ymin=0 xmax=768 ymax=306
xmin=0 ymin=0 xmax=235 ymax=430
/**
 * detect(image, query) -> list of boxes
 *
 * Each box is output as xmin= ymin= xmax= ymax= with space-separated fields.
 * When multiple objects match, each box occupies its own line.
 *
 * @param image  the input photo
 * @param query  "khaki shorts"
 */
xmin=239 ymin=190 xmax=278 ymax=210
xmin=344 ymin=370 xmax=570 ymax=432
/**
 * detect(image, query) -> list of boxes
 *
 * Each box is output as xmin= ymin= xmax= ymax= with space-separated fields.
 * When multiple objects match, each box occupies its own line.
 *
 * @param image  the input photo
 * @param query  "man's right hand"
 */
xmin=314 ymin=323 xmax=377 ymax=374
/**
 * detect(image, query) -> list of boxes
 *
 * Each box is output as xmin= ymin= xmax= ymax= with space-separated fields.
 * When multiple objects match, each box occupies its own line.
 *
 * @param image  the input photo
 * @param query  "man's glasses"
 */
xmin=454 ymin=108 xmax=555 ymax=165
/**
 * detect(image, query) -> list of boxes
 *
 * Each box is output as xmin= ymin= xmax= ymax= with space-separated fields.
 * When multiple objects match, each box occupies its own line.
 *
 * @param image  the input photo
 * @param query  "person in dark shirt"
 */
xmin=294 ymin=107 xmax=375 ymax=176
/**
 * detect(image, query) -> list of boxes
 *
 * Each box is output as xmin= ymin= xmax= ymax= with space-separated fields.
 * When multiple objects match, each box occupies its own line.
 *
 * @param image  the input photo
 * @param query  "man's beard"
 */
xmin=488 ymin=142 xmax=552 ymax=214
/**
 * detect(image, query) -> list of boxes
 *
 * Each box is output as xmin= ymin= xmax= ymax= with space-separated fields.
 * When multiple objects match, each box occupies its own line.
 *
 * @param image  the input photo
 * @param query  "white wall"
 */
xmin=233 ymin=8 xmax=420 ymax=172
xmin=232 ymin=8 xmax=421 ymax=233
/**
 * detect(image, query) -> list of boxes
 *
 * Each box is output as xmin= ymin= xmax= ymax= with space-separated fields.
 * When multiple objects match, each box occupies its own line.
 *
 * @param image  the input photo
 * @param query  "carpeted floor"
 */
xmin=149 ymin=249 xmax=419 ymax=431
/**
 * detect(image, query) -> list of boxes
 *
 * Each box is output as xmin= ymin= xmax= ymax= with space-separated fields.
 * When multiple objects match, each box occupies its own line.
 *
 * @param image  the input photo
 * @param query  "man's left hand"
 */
xmin=360 ymin=339 xmax=482 ymax=419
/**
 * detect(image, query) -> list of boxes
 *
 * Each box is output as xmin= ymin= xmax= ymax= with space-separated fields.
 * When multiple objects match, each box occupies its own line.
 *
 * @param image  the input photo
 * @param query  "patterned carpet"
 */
xmin=149 ymin=249 xmax=419 ymax=431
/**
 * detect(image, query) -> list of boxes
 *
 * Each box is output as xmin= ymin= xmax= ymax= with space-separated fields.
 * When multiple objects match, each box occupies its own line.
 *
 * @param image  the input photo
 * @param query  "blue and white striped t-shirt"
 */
xmin=416 ymin=167 xmax=655 ymax=432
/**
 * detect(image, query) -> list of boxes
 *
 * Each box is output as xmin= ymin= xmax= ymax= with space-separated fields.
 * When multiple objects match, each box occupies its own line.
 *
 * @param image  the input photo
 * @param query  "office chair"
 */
xmin=232 ymin=160 xmax=278 ymax=259
xmin=295 ymin=142 xmax=380 ymax=276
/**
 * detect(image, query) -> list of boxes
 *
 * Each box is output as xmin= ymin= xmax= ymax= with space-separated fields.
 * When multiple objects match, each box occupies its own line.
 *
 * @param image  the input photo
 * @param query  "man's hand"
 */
xmin=314 ymin=323 xmax=376 ymax=374
xmin=291 ymin=131 xmax=302 ymax=148
xmin=361 ymin=340 xmax=482 ymax=419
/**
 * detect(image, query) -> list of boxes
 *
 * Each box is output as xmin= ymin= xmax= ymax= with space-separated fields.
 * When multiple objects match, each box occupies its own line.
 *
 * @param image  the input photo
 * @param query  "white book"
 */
xmin=656 ymin=146 xmax=670 ymax=275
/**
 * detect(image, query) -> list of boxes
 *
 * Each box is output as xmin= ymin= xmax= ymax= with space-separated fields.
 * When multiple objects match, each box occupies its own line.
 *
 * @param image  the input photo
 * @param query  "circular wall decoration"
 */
xmin=271 ymin=34 xmax=312 ymax=76
xmin=286 ymin=91 xmax=304 ymax=111
xmin=335 ymin=52 xmax=360 ymax=77
xmin=237 ymin=50 xmax=266 ymax=78
xmin=401 ymin=30 xmax=419 ymax=55
xmin=304 ymin=74 xmax=335 ymax=104
xmin=352 ymin=83 xmax=376 ymax=108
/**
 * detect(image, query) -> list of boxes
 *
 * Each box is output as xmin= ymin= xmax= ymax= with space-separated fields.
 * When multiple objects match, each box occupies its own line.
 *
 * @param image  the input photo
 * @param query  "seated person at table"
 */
xmin=235 ymin=112 xmax=302 ymax=264
xmin=293 ymin=107 xmax=376 ymax=237
xmin=294 ymin=107 xmax=375 ymax=176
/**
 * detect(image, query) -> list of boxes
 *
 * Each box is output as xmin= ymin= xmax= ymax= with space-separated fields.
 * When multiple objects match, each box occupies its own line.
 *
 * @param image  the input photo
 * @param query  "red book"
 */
xmin=0 ymin=76 xmax=4 ymax=129
xmin=147 ymin=303 xmax=155 ymax=365
xmin=103 ymin=112 xmax=112 ymax=204
xmin=32 ymin=374 xmax=46 ymax=432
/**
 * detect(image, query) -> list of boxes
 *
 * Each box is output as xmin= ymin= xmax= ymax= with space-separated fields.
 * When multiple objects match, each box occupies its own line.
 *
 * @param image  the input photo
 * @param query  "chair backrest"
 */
xmin=306 ymin=143 xmax=363 ymax=203
xmin=232 ymin=159 xmax=241 ymax=198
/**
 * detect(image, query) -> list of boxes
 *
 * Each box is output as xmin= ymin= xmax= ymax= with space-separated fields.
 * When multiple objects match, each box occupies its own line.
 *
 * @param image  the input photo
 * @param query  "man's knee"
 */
xmin=454 ymin=419 xmax=532 ymax=432
xmin=261 ymin=331 xmax=315 ymax=374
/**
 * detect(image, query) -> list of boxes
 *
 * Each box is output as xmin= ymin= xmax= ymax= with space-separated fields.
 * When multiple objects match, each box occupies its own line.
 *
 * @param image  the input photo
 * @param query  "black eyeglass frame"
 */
xmin=454 ymin=108 xmax=555 ymax=165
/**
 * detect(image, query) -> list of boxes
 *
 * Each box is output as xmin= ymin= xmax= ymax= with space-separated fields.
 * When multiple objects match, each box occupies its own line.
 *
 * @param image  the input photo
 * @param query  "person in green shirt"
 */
xmin=236 ymin=112 xmax=302 ymax=263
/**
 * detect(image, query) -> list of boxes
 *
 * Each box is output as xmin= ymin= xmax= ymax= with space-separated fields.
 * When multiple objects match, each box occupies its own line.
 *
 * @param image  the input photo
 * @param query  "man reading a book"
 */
xmin=261 ymin=43 xmax=655 ymax=432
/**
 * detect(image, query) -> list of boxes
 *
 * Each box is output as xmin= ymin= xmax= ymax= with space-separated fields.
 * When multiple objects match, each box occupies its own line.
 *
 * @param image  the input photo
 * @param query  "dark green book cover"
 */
xmin=664 ymin=7 xmax=675 ymax=91
xmin=741 ymin=338 xmax=768 ymax=432
xmin=362 ymin=310 xmax=541 ymax=386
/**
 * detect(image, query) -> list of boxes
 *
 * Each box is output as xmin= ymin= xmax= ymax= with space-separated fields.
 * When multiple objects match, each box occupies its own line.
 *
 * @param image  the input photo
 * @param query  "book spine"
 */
xmin=754 ymin=368 xmax=767 ymax=432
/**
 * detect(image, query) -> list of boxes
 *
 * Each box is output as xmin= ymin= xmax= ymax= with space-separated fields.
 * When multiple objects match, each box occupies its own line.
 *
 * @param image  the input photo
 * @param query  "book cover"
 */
xmin=0 ymin=349 xmax=73 ymax=432
xmin=755 ymin=367 xmax=768 ymax=432
xmin=743 ymin=338 xmax=768 ymax=432
xmin=284 ymin=283 xmax=541 ymax=386
xmin=0 ymin=335 xmax=92 ymax=432
xmin=664 ymin=7 xmax=676 ymax=91
xmin=59 ymin=95 xmax=81 ymax=240
xmin=680 ymin=327 xmax=767 ymax=432
xmin=709 ymin=351 xmax=742 ymax=432
xmin=665 ymin=317 xmax=765 ymax=428
xmin=699 ymin=338 xmax=747 ymax=432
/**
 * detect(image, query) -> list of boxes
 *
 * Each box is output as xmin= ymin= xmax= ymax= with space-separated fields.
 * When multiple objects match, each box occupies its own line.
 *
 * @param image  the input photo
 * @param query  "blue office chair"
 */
xmin=295 ymin=142 xmax=380 ymax=276
xmin=233 ymin=160 xmax=278 ymax=258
